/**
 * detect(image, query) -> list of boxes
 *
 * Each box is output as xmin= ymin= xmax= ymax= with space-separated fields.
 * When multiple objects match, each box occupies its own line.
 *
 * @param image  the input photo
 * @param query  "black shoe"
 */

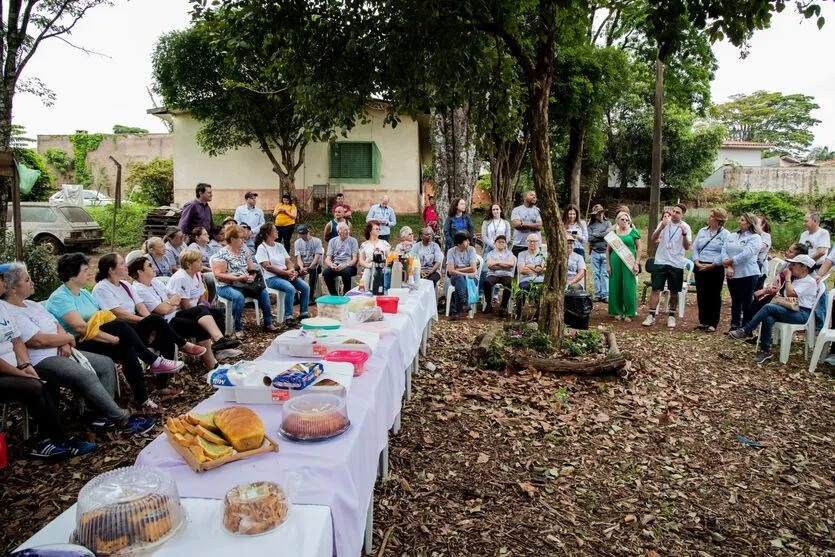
xmin=213 ymin=336 xmax=241 ymax=352
xmin=483 ymin=306 xmax=493 ymax=314
xmin=694 ymin=324 xmax=709 ymax=330
xmin=498 ymin=308 xmax=508 ymax=318
xmin=745 ymin=336 xmax=759 ymax=345
xmin=450 ymin=313 xmax=460 ymax=321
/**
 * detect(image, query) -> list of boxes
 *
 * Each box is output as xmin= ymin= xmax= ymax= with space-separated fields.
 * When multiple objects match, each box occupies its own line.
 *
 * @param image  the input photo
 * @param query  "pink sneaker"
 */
xmin=149 ymin=358 xmax=184 ymax=374
xmin=181 ymin=344 xmax=207 ymax=357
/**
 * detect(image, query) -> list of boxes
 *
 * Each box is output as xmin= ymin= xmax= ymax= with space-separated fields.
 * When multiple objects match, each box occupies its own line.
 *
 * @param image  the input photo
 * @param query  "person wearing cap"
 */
xmin=178 ymin=183 xmax=214 ymax=238
xmin=566 ymin=235 xmax=586 ymax=290
xmin=587 ymin=204 xmax=610 ymax=302
xmin=721 ymin=212 xmax=762 ymax=332
xmin=730 ymin=253 xmax=819 ymax=364
xmin=239 ymin=223 xmax=255 ymax=256
xmin=0 ymin=262 xmax=98 ymax=458
xmin=294 ymin=223 xmax=324 ymax=297
xmin=332 ymin=192 xmax=352 ymax=222
xmin=273 ymin=192 xmax=298 ymax=252
xmin=367 ymin=195 xmax=397 ymax=241
xmin=234 ymin=192 xmax=265 ymax=248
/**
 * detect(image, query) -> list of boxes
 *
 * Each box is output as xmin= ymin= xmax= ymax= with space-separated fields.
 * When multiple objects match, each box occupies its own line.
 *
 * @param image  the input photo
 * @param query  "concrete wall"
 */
xmin=171 ymin=107 xmax=423 ymax=212
xmin=725 ymin=166 xmax=835 ymax=194
xmin=37 ymin=134 xmax=173 ymax=196
xmin=715 ymin=147 xmax=763 ymax=168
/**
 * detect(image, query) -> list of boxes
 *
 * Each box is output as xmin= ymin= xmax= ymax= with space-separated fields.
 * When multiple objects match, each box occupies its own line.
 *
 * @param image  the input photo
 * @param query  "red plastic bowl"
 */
xmin=325 ymin=350 xmax=371 ymax=377
xmin=375 ymin=296 xmax=399 ymax=314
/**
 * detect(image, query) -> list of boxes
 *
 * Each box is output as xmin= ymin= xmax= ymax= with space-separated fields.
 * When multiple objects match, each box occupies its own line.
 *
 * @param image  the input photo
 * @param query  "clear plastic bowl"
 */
xmin=73 ymin=466 xmax=185 ymax=556
xmin=279 ymin=393 xmax=349 ymax=442
xmin=324 ymin=350 xmax=370 ymax=376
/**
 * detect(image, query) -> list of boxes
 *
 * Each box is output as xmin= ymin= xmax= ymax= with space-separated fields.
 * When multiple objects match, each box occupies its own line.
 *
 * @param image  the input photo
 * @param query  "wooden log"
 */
xmin=512 ymin=353 xmax=629 ymax=376
xmin=473 ymin=325 xmax=502 ymax=359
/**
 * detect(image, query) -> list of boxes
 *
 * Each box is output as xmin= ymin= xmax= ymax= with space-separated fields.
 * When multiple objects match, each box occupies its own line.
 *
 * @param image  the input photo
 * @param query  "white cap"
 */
xmin=786 ymin=254 xmax=816 ymax=268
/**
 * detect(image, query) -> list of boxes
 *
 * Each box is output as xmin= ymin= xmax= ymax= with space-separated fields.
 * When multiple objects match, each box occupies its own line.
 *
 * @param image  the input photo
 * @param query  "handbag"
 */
xmin=465 ymin=276 xmax=480 ymax=305
xmin=770 ymin=295 xmax=799 ymax=312
xmin=232 ymin=270 xmax=267 ymax=298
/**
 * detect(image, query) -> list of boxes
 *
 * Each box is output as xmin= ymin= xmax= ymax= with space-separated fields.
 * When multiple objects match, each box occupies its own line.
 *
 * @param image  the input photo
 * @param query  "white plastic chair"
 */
xmin=808 ymin=287 xmax=835 ymax=373
xmin=265 ymin=287 xmax=286 ymax=324
xmin=207 ymin=272 xmax=263 ymax=335
xmin=658 ymin=259 xmax=694 ymax=318
xmin=767 ymin=258 xmax=785 ymax=284
xmin=773 ymin=278 xmax=828 ymax=364
xmin=445 ymin=255 xmax=483 ymax=319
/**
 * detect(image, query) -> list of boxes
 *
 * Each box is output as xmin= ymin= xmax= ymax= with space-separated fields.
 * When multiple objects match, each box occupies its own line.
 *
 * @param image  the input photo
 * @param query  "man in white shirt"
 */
xmin=234 ymin=192 xmax=265 ymax=249
xmin=643 ymin=203 xmax=692 ymax=329
xmin=799 ymin=212 xmax=830 ymax=269
xmin=510 ymin=191 xmax=543 ymax=256
xmin=366 ymin=195 xmax=397 ymax=241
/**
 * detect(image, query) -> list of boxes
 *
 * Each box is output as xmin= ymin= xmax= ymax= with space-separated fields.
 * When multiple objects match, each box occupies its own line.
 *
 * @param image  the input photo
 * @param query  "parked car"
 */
xmin=6 ymin=202 xmax=104 ymax=252
xmin=49 ymin=189 xmax=115 ymax=206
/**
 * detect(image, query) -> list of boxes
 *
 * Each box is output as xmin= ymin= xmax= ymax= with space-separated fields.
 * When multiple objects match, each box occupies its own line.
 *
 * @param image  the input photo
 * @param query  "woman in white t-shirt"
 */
xmin=359 ymin=220 xmax=391 ymax=288
xmin=129 ymin=252 xmax=240 ymax=369
xmin=92 ymin=253 xmax=207 ymax=397
xmin=254 ymin=223 xmax=310 ymax=324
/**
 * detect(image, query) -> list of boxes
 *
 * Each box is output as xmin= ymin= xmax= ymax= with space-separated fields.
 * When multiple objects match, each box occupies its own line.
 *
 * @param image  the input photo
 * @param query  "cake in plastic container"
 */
xmin=72 ymin=466 xmax=185 ymax=555
xmin=222 ymin=481 xmax=289 ymax=536
xmin=279 ymin=392 xmax=350 ymax=441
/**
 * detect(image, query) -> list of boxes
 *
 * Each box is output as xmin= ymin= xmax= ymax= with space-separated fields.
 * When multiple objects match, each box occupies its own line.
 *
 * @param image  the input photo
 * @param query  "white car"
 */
xmin=49 ymin=189 xmax=115 ymax=206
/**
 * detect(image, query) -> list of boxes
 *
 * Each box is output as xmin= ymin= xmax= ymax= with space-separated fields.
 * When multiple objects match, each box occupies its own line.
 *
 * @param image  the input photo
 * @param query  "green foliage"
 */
xmin=713 ymin=91 xmax=821 ymax=157
xmin=68 ymin=132 xmax=104 ymax=186
xmin=127 ymin=157 xmax=173 ymax=206
xmin=562 ymin=329 xmax=601 ymax=357
xmin=724 ymin=191 xmax=804 ymax=223
xmin=86 ymin=204 xmax=152 ymax=248
xmin=18 ymin=149 xmax=56 ymax=201
xmin=505 ymin=326 xmax=552 ymax=351
xmin=479 ymin=337 xmax=506 ymax=371
xmin=0 ymin=232 xmax=59 ymax=301
xmin=112 ymin=125 xmax=148 ymax=135
xmin=769 ymin=220 xmax=805 ymax=252
xmin=808 ymin=145 xmax=835 ymax=161
xmin=44 ymin=148 xmax=74 ymax=176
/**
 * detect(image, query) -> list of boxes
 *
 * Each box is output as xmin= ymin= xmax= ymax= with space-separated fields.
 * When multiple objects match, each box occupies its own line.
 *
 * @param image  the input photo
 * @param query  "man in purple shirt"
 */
xmin=178 ymin=183 xmax=214 ymax=240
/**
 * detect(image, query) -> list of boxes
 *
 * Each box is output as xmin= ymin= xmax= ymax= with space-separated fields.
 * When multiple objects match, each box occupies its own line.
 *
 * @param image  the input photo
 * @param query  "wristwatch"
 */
xmin=16 ymin=362 xmax=32 ymax=370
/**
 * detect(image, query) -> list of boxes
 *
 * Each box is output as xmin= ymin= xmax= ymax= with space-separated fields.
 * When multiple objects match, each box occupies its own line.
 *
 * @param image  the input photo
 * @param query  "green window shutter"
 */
xmin=330 ymin=142 xmax=374 ymax=179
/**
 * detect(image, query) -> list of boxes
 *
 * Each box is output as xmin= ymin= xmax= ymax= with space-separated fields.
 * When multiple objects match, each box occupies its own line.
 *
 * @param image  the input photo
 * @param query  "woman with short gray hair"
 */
xmin=0 ymin=262 xmax=155 ymax=435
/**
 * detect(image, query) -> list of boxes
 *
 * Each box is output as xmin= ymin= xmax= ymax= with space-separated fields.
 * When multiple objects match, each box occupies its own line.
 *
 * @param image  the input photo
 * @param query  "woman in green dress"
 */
xmin=607 ymin=211 xmax=642 ymax=320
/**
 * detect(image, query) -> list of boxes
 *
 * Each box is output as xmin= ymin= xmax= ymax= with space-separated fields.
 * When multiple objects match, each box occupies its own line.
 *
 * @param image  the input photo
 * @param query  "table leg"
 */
xmin=378 ymin=442 xmax=389 ymax=480
xmin=420 ymin=325 xmax=428 ymax=357
xmin=390 ymin=412 xmax=401 ymax=435
xmin=364 ymin=493 xmax=374 ymax=555
xmin=405 ymin=361 xmax=412 ymax=401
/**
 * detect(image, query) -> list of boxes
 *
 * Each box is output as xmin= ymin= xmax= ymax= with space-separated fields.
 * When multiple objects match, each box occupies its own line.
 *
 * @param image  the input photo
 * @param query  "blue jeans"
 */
xmin=590 ymin=251 xmax=608 ymax=300
xmin=744 ymin=304 xmax=810 ymax=351
xmin=218 ymin=284 xmax=273 ymax=331
xmin=448 ymin=274 xmax=470 ymax=315
xmin=266 ymin=276 xmax=310 ymax=319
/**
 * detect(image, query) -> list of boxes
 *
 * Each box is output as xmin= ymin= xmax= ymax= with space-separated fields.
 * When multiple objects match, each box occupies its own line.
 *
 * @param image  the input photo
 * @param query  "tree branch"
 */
xmin=54 ymin=34 xmax=110 ymax=57
xmin=472 ymin=21 xmax=535 ymax=83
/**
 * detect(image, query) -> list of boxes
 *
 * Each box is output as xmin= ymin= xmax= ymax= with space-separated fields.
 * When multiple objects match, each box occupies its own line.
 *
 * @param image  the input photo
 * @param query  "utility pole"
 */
xmin=109 ymin=156 xmax=122 ymax=251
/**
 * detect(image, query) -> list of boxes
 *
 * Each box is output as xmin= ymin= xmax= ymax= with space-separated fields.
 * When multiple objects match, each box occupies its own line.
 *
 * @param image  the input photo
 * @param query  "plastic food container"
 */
xmin=314 ymin=295 xmax=350 ymax=323
xmin=324 ymin=350 xmax=370 ymax=377
xmin=347 ymin=294 xmax=377 ymax=313
xmin=223 ymin=482 xmax=289 ymax=536
xmin=386 ymin=287 xmax=410 ymax=300
xmin=73 ymin=466 xmax=185 ymax=556
xmin=279 ymin=393 xmax=350 ymax=442
xmin=300 ymin=317 xmax=341 ymax=336
xmin=375 ymin=296 xmax=399 ymax=314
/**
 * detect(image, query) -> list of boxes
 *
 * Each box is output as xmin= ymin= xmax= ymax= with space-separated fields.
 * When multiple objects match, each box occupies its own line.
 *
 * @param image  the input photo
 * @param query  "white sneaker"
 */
xmin=642 ymin=315 xmax=655 ymax=327
xmin=667 ymin=316 xmax=676 ymax=328
xmin=142 ymin=398 xmax=159 ymax=409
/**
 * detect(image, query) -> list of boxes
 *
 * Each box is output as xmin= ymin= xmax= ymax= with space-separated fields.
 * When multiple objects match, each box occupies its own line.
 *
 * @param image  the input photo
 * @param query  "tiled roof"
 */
xmin=722 ymin=140 xmax=774 ymax=149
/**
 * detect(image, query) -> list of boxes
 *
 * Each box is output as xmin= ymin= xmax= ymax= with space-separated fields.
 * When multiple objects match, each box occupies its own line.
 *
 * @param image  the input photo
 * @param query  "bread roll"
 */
xmin=214 ymin=407 xmax=265 ymax=452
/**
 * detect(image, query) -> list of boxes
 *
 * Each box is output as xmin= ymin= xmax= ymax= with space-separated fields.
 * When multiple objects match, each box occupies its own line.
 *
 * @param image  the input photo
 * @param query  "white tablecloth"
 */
xmin=136 ymin=280 xmax=438 ymax=556
xmin=16 ymin=498 xmax=333 ymax=557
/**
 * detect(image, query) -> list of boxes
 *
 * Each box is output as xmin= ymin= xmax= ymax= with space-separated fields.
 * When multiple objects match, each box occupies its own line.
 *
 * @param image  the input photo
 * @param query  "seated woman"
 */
xmin=566 ymin=236 xmax=586 ymax=290
xmin=1 ymin=263 xmax=155 ymax=435
xmin=0 ymin=264 xmax=97 ymax=458
xmin=130 ymin=253 xmax=239 ymax=370
xmin=187 ymin=226 xmax=213 ymax=271
xmin=393 ymin=226 xmax=415 ymax=256
xmin=210 ymin=225 xmax=278 ymax=335
xmin=48 ymin=253 xmax=184 ymax=409
xmin=445 ymin=230 xmax=478 ymax=320
xmin=730 ymin=253 xmax=819 ymax=364
xmin=359 ymin=220 xmax=391 ymax=288
xmin=142 ymin=236 xmax=176 ymax=277
xmin=411 ymin=227 xmax=443 ymax=289
xmin=254 ymin=223 xmax=310 ymax=325
xmin=516 ymin=234 xmax=546 ymax=319
xmin=482 ymin=235 xmax=516 ymax=316
xmin=164 ymin=226 xmax=185 ymax=271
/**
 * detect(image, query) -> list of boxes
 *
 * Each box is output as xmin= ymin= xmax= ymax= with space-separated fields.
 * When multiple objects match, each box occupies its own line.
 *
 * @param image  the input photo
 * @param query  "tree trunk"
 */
xmin=431 ymin=105 xmax=480 ymax=249
xmin=490 ymin=133 xmax=527 ymax=212
xmin=0 ymin=85 xmax=15 ymax=232
xmin=648 ymin=54 xmax=664 ymax=257
xmin=513 ymin=353 xmax=629 ymax=376
xmin=565 ymin=120 xmax=585 ymax=208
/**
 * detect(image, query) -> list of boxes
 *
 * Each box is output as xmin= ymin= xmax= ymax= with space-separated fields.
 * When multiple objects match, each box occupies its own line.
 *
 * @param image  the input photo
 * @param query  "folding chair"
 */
xmin=445 ymin=255 xmax=483 ymax=319
xmin=808 ymin=287 xmax=835 ymax=373
xmin=773 ymin=278 xmax=828 ymax=364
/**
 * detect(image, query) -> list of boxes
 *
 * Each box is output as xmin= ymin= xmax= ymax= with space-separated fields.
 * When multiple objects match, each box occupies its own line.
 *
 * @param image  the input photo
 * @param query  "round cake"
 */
xmin=280 ymin=393 xmax=349 ymax=441
xmin=223 ymin=482 xmax=288 ymax=536
xmin=74 ymin=466 xmax=184 ymax=556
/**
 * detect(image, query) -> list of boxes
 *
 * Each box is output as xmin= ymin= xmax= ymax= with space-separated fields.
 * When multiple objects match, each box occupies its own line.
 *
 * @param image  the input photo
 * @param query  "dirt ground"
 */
xmin=2 ymin=297 xmax=835 ymax=556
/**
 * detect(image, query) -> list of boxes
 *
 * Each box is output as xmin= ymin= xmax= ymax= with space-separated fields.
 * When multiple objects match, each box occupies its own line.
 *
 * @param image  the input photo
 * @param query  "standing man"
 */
xmin=511 ymin=191 xmax=543 ymax=257
xmin=587 ymin=204 xmax=610 ymax=302
xmin=643 ymin=203 xmax=692 ymax=329
xmin=178 ymin=183 xmax=213 ymax=240
xmin=799 ymin=212 xmax=830 ymax=270
xmin=367 ymin=195 xmax=396 ymax=242
xmin=332 ymin=192 xmax=352 ymax=222
xmin=294 ymin=224 xmax=324 ymax=298
xmin=234 ymin=192 xmax=265 ymax=249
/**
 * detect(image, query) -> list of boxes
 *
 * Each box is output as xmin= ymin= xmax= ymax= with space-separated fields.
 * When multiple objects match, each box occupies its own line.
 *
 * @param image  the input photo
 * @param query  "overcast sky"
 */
xmin=12 ymin=0 xmax=834 ymax=151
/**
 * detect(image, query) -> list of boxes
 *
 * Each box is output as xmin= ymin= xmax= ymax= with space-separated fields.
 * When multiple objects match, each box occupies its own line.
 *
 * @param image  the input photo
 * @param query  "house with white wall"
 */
xmin=150 ymin=101 xmax=431 ymax=212
xmin=700 ymin=140 xmax=773 ymax=188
